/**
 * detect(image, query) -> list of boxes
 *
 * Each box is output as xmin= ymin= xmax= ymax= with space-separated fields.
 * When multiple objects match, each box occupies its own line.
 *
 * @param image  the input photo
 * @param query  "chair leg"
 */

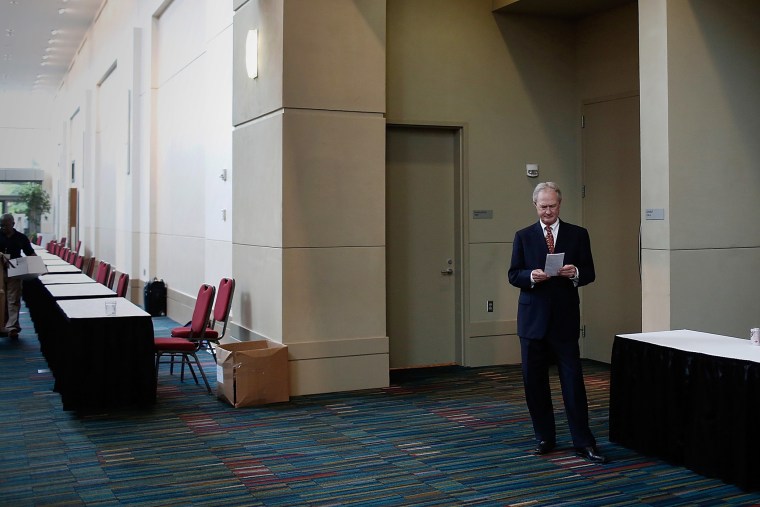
xmin=156 ymin=352 xmax=192 ymax=379
xmin=181 ymin=354 xmax=199 ymax=384
xmin=207 ymin=341 xmax=218 ymax=362
xmin=189 ymin=353 xmax=211 ymax=393
xmin=155 ymin=350 xmax=210 ymax=394
xmin=157 ymin=352 xmax=182 ymax=378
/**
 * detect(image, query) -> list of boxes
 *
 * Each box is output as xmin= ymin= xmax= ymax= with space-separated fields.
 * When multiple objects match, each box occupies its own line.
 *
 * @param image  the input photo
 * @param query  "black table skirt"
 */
xmin=23 ymin=278 xmax=156 ymax=411
xmin=610 ymin=336 xmax=760 ymax=490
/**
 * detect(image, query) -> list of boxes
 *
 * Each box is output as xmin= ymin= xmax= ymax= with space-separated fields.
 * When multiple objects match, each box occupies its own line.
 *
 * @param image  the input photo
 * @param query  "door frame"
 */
xmin=385 ymin=120 xmax=469 ymax=366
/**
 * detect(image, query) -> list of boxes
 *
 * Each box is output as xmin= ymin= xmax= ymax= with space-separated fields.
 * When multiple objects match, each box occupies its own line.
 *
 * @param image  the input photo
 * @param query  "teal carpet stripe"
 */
xmin=1 ymin=305 xmax=759 ymax=506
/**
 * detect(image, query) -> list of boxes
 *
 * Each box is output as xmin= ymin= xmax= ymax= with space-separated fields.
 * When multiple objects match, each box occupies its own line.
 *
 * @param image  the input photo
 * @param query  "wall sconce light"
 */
xmin=246 ymin=29 xmax=258 ymax=79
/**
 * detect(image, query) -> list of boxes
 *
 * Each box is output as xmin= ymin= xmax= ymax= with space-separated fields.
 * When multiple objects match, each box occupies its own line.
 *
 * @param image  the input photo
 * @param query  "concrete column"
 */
xmin=639 ymin=0 xmax=671 ymax=332
xmin=639 ymin=0 xmax=760 ymax=337
xmin=232 ymin=0 xmax=388 ymax=395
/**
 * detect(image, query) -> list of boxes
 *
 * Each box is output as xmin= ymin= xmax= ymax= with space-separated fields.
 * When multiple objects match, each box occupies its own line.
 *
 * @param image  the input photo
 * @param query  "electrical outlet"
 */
xmin=487 ymin=300 xmax=494 ymax=312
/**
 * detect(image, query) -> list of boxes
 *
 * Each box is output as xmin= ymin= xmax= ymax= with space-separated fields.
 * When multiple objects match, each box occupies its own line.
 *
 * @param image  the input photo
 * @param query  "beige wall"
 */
xmin=577 ymin=3 xmax=639 ymax=102
xmin=387 ymin=0 xmax=640 ymax=366
xmin=640 ymin=0 xmax=760 ymax=338
xmin=388 ymin=0 xmax=578 ymax=365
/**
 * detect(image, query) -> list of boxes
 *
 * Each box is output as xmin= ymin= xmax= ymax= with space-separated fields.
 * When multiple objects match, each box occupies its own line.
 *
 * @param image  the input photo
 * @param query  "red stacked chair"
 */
xmin=115 ymin=273 xmax=130 ymax=298
xmin=95 ymin=261 xmax=110 ymax=285
xmin=171 ymin=278 xmax=235 ymax=361
xmin=84 ymin=257 xmax=97 ymax=277
xmin=154 ymin=284 xmax=216 ymax=393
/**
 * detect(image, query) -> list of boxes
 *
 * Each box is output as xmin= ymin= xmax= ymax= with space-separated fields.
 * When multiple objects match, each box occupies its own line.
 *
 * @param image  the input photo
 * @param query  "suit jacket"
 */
xmin=508 ymin=220 xmax=595 ymax=340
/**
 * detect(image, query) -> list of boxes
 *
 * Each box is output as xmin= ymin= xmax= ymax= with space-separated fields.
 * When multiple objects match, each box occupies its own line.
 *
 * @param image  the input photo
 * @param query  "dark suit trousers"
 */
xmin=520 ymin=333 xmax=595 ymax=448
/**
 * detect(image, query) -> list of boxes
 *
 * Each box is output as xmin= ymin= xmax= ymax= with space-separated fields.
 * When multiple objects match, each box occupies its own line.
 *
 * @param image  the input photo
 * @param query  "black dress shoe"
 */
xmin=534 ymin=440 xmax=556 ymax=455
xmin=575 ymin=446 xmax=608 ymax=464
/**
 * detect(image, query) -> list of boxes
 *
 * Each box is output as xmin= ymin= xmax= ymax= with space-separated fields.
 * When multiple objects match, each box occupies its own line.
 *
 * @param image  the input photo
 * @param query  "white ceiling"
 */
xmin=0 ymin=0 xmax=103 ymax=94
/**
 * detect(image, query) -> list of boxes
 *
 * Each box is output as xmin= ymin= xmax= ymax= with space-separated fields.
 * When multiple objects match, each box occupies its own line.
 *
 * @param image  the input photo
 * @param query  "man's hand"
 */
xmin=557 ymin=264 xmax=577 ymax=278
xmin=531 ymin=269 xmax=550 ymax=283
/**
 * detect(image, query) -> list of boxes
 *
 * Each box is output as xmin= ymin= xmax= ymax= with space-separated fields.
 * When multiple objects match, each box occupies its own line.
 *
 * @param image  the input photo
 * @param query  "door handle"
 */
xmin=441 ymin=268 xmax=454 ymax=275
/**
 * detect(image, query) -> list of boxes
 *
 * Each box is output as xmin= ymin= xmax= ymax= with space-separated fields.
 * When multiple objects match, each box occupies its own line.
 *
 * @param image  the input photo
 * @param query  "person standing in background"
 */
xmin=0 ymin=213 xmax=36 ymax=340
xmin=508 ymin=182 xmax=607 ymax=464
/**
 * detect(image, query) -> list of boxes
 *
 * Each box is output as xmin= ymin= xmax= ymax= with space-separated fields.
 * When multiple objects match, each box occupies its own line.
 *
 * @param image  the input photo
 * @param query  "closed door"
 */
xmin=386 ymin=126 xmax=460 ymax=368
xmin=582 ymin=95 xmax=642 ymax=362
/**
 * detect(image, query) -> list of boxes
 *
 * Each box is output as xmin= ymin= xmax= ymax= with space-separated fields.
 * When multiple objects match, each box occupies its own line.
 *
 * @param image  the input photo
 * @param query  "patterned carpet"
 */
xmin=1 ymin=306 xmax=759 ymax=506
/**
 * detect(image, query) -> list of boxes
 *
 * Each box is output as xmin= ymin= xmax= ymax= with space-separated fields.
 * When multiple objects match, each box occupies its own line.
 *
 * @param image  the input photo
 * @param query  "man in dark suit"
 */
xmin=508 ymin=182 xmax=607 ymax=464
xmin=0 ymin=213 xmax=37 ymax=340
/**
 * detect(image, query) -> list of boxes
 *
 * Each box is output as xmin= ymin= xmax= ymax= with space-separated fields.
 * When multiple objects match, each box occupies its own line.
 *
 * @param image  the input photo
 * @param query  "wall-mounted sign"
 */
xmin=473 ymin=210 xmax=493 ymax=219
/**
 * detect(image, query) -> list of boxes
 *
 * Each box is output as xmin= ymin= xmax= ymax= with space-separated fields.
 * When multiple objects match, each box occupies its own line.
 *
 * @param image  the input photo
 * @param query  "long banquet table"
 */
xmin=40 ymin=273 xmax=96 ymax=285
xmin=23 ymin=277 xmax=156 ymax=411
xmin=45 ymin=282 xmax=116 ymax=299
xmin=44 ymin=263 xmax=81 ymax=274
xmin=41 ymin=258 xmax=69 ymax=266
xmin=610 ymin=330 xmax=760 ymax=490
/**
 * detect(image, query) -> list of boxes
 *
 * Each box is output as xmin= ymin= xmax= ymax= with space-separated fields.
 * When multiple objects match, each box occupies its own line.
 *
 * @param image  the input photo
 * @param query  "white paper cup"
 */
xmin=105 ymin=300 xmax=117 ymax=316
xmin=751 ymin=328 xmax=760 ymax=346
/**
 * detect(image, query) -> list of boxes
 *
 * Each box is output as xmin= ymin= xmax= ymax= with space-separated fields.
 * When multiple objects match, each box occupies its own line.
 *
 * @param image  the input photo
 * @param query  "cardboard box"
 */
xmin=7 ymin=255 xmax=48 ymax=280
xmin=216 ymin=340 xmax=289 ymax=407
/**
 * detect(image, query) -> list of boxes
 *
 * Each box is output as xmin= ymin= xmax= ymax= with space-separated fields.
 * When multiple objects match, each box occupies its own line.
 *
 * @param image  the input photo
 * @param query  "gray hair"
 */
xmin=532 ymin=182 xmax=562 ymax=203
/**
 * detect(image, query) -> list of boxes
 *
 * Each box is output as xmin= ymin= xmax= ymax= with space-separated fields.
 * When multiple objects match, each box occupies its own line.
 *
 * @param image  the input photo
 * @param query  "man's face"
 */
xmin=534 ymin=189 xmax=561 ymax=226
xmin=0 ymin=219 xmax=14 ymax=236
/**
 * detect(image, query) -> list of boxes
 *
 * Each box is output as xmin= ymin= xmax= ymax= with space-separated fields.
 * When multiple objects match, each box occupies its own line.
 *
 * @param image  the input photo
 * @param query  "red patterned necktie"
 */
xmin=545 ymin=225 xmax=554 ymax=253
